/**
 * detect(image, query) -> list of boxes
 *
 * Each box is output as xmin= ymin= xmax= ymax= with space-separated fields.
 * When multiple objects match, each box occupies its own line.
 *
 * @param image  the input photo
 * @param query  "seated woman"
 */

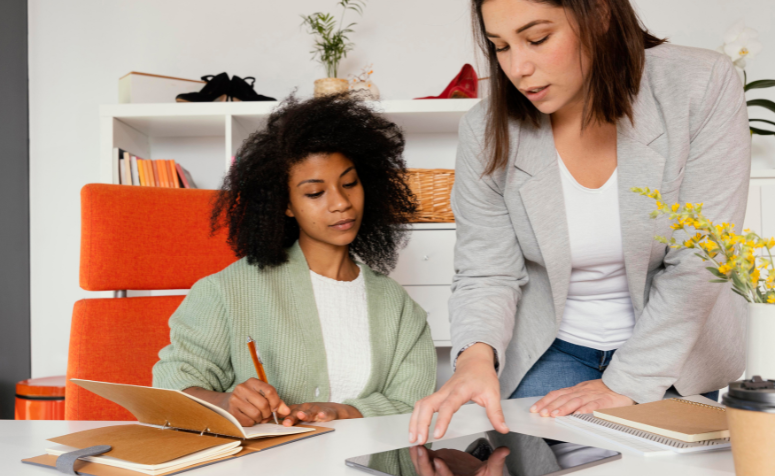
xmin=153 ymin=93 xmax=436 ymax=426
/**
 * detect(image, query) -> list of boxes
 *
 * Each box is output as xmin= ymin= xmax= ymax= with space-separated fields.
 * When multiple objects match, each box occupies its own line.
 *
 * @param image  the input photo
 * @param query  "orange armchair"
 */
xmin=66 ymin=184 xmax=238 ymax=420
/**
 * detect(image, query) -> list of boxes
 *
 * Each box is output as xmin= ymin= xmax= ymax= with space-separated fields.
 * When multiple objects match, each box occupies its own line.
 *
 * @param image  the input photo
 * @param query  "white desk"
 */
xmin=3 ymin=397 xmax=735 ymax=475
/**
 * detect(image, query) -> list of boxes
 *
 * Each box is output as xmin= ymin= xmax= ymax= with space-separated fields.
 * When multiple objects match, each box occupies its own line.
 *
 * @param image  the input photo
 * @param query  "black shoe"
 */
xmin=230 ymin=75 xmax=276 ymax=102
xmin=176 ymin=73 xmax=231 ymax=102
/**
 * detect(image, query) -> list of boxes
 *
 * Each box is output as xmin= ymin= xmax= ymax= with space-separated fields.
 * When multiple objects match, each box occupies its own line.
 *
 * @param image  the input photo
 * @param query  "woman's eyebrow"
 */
xmin=517 ymin=19 xmax=551 ymax=33
xmin=296 ymin=167 xmax=354 ymax=187
xmin=485 ymin=19 xmax=552 ymax=38
xmin=340 ymin=166 xmax=355 ymax=177
xmin=296 ymin=178 xmax=323 ymax=187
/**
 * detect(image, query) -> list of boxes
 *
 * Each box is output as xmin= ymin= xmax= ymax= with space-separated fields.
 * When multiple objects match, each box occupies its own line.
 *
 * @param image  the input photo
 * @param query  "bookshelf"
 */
xmin=100 ymin=99 xmax=477 ymax=347
xmin=99 ymin=100 xmax=478 ymax=187
xmin=99 ymin=99 xmax=775 ymax=347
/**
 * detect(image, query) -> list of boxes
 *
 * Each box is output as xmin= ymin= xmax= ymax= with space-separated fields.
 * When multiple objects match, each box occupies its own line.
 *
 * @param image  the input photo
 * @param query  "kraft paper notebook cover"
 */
xmin=593 ymin=398 xmax=729 ymax=442
xmin=21 ymin=379 xmax=334 ymax=476
xmin=69 ymin=379 xmax=314 ymax=439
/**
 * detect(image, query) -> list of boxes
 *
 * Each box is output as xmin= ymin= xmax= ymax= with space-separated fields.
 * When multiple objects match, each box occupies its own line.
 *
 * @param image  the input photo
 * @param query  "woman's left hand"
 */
xmin=281 ymin=402 xmax=363 ymax=426
xmin=530 ymin=379 xmax=634 ymax=417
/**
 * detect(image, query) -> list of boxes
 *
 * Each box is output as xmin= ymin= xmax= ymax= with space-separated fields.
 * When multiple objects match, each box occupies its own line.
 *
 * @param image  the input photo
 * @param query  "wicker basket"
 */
xmin=405 ymin=168 xmax=455 ymax=223
xmin=313 ymin=78 xmax=349 ymax=97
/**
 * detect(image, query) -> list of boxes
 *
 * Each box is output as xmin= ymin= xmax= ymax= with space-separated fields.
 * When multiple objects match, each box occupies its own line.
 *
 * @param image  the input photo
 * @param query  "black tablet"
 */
xmin=345 ymin=431 xmax=621 ymax=476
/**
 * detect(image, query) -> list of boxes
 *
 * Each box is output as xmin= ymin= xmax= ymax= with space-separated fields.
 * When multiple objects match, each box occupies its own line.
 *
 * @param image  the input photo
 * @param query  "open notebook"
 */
xmin=22 ymin=379 xmax=334 ymax=476
xmin=69 ymin=379 xmax=313 ymax=439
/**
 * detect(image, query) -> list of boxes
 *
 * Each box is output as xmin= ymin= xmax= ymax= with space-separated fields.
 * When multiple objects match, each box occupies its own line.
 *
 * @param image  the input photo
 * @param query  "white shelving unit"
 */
xmin=100 ymin=99 xmax=478 ymax=347
xmin=100 ymin=99 xmax=479 ymax=188
xmin=99 ymin=99 xmax=774 ymax=348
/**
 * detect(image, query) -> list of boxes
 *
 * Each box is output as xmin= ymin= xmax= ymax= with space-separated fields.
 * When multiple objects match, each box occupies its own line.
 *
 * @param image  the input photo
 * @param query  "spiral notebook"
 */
xmin=592 ymin=398 xmax=729 ymax=442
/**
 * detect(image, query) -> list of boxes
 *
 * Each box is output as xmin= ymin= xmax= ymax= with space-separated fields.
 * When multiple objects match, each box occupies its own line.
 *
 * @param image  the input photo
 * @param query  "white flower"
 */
xmin=722 ymin=20 xmax=763 ymax=63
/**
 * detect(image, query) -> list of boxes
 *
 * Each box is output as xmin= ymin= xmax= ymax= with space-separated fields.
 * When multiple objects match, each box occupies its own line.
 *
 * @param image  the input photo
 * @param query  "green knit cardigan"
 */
xmin=152 ymin=241 xmax=437 ymax=417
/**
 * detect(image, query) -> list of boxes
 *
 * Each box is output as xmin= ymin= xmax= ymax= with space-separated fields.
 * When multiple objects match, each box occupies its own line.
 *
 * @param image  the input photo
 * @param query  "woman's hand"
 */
xmin=409 ymin=343 xmax=509 ymax=445
xmin=530 ymin=379 xmax=634 ymax=417
xmin=184 ymin=378 xmax=290 ymax=427
xmin=281 ymin=402 xmax=363 ymax=426
xmin=409 ymin=445 xmax=510 ymax=476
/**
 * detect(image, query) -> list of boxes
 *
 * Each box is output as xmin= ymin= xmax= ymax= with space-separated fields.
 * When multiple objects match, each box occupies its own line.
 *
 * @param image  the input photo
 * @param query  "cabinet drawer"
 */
xmin=390 ymin=230 xmax=455 ymax=285
xmin=404 ymin=285 xmax=451 ymax=342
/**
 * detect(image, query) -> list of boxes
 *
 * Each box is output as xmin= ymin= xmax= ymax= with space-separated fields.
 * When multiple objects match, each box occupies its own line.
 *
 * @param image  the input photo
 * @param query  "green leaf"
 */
xmin=747 ymin=99 xmax=775 ymax=114
xmin=750 ymin=119 xmax=775 ymax=127
xmin=707 ymin=267 xmax=725 ymax=278
xmin=731 ymin=271 xmax=748 ymax=291
xmin=745 ymin=80 xmax=775 ymax=92
xmin=731 ymin=286 xmax=752 ymax=302
xmin=710 ymin=279 xmax=730 ymax=283
xmin=751 ymin=126 xmax=775 ymax=136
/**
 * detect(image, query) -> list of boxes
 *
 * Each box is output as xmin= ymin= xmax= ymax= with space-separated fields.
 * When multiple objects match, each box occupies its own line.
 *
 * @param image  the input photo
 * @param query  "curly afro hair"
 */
xmin=211 ymin=92 xmax=417 ymax=275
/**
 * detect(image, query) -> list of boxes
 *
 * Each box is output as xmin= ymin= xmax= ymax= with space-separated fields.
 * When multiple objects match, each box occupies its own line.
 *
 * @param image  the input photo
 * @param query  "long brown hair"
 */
xmin=472 ymin=0 xmax=666 ymax=174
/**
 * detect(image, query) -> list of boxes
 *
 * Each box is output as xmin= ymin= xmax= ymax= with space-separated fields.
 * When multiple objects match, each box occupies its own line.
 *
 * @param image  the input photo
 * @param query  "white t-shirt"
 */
xmin=556 ymin=154 xmax=636 ymax=351
xmin=309 ymin=265 xmax=371 ymax=403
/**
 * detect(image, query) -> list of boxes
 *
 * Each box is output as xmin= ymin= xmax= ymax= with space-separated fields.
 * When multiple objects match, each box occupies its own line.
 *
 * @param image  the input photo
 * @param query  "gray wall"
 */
xmin=0 ymin=0 xmax=30 ymax=419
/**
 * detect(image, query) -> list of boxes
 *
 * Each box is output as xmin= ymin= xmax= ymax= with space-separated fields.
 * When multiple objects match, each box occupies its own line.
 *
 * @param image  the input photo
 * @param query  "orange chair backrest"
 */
xmin=66 ymin=184 xmax=239 ymax=420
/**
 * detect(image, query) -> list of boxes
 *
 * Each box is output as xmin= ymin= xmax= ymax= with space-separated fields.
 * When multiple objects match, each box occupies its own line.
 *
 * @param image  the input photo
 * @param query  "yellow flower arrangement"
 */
xmin=632 ymin=187 xmax=775 ymax=304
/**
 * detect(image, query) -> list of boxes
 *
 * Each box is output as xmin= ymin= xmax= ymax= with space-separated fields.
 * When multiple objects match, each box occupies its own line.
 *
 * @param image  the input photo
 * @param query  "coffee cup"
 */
xmin=722 ymin=376 xmax=775 ymax=476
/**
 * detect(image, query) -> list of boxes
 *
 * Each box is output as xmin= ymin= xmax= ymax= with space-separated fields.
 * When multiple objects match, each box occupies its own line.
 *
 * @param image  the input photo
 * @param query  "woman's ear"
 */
xmin=285 ymin=204 xmax=295 ymax=218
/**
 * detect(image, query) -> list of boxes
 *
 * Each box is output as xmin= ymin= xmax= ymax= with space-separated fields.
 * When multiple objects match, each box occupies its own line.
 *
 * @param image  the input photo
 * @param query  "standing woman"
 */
xmin=410 ymin=0 xmax=750 ymax=444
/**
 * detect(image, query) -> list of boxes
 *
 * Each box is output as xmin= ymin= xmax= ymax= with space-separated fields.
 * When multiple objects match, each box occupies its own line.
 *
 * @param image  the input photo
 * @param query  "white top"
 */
xmin=556 ymin=154 xmax=636 ymax=351
xmin=309 ymin=265 xmax=371 ymax=403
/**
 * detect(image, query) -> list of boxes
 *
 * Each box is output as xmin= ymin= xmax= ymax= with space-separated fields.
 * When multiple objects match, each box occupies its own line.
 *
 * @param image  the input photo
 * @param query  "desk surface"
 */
xmin=3 ymin=397 xmax=735 ymax=476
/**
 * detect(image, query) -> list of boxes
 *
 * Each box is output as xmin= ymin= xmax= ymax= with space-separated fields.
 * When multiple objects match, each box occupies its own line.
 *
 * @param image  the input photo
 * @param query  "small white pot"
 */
xmin=746 ymin=303 xmax=775 ymax=380
xmin=350 ymin=80 xmax=380 ymax=100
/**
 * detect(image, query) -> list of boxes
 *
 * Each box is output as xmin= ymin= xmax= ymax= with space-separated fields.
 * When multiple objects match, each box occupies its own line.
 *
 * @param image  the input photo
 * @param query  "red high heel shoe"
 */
xmin=415 ymin=64 xmax=478 ymax=99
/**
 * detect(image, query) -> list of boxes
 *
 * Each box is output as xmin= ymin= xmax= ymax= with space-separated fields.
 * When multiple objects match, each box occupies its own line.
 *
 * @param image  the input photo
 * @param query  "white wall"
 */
xmin=28 ymin=0 xmax=775 ymax=379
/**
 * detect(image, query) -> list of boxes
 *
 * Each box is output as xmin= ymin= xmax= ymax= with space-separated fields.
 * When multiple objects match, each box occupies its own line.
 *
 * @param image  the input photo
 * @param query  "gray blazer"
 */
xmin=450 ymin=43 xmax=751 ymax=403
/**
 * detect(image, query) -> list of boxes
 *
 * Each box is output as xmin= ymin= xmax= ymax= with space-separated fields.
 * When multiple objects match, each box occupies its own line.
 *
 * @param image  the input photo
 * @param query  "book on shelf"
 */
xmin=130 ymin=156 xmax=140 ymax=186
xmin=159 ymin=159 xmax=169 ymax=187
xmin=168 ymin=160 xmax=181 ymax=188
xmin=114 ymin=149 xmax=196 ymax=189
xmin=22 ymin=379 xmax=333 ymax=476
xmin=176 ymin=162 xmax=197 ymax=189
xmin=151 ymin=161 xmax=161 ymax=187
xmin=123 ymin=151 xmax=132 ymax=186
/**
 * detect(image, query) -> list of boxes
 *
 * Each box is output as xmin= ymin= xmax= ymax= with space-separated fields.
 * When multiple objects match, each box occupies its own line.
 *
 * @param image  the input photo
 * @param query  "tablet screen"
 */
xmin=345 ymin=431 xmax=621 ymax=476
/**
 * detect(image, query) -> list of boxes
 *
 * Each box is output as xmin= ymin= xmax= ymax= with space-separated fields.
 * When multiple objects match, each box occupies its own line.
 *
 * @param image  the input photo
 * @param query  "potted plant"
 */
xmin=301 ymin=0 xmax=366 ymax=97
xmin=633 ymin=187 xmax=775 ymax=381
xmin=719 ymin=21 xmax=775 ymax=135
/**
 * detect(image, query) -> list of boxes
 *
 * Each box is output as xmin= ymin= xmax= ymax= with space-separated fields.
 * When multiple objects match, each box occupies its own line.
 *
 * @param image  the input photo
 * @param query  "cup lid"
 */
xmin=722 ymin=376 xmax=775 ymax=413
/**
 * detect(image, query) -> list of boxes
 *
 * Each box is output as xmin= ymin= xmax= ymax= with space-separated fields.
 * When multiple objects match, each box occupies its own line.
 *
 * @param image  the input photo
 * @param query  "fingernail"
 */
xmin=551 ymin=410 xmax=559 ymax=416
xmin=530 ymin=405 xmax=537 ymax=413
xmin=409 ymin=432 xmax=414 ymax=442
xmin=417 ymin=447 xmax=424 ymax=457
xmin=433 ymin=428 xmax=442 ymax=439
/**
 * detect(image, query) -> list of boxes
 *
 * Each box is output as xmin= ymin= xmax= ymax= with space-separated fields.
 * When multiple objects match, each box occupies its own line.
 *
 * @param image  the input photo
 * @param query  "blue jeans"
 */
xmin=509 ymin=339 xmax=719 ymax=402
